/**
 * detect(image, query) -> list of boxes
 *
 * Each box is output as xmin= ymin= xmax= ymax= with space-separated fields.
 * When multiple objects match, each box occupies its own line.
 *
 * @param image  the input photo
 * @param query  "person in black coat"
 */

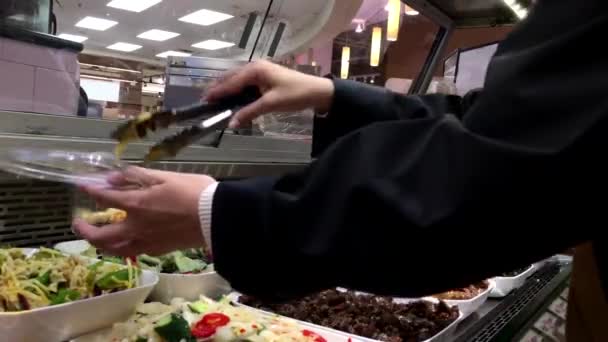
xmin=74 ymin=0 xmax=608 ymax=304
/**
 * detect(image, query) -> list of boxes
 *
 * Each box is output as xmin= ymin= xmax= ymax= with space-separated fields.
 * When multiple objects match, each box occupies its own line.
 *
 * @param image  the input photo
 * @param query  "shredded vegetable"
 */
xmin=110 ymin=296 xmax=327 ymax=342
xmin=0 ymin=247 xmax=139 ymax=312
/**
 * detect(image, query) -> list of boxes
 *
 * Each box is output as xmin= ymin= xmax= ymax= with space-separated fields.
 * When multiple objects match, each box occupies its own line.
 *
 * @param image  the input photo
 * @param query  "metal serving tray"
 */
xmin=231 ymin=292 xmax=464 ymax=342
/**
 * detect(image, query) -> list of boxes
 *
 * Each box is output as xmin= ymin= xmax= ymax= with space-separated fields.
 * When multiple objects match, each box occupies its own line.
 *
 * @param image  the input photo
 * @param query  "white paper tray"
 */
xmin=231 ymin=292 xmax=463 ymax=342
xmin=55 ymin=240 xmax=232 ymax=303
xmin=426 ymin=280 xmax=494 ymax=319
xmin=0 ymin=249 xmax=158 ymax=342
xmin=150 ymin=271 xmax=232 ymax=303
xmin=72 ymin=314 xmax=355 ymax=342
xmin=490 ymin=266 xmax=536 ymax=298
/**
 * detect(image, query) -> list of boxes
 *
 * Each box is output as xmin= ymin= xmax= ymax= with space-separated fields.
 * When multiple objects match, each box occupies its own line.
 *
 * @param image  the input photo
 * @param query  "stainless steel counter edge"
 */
xmin=0 ymin=111 xmax=312 ymax=154
xmin=0 ymin=133 xmax=311 ymax=164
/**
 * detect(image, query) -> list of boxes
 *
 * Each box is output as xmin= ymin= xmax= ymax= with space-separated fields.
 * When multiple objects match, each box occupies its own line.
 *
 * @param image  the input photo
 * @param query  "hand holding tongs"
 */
xmin=110 ymin=86 xmax=261 ymax=163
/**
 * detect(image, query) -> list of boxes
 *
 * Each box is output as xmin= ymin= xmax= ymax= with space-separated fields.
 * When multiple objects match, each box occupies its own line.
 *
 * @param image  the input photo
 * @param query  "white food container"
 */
xmin=55 ymin=240 xmax=232 ymax=303
xmin=428 ymin=280 xmax=494 ymax=318
xmin=232 ymin=293 xmax=463 ymax=342
xmin=490 ymin=266 xmax=536 ymax=298
xmin=149 ymin=270 xmax=232 ymax=303
xmin=0 ymin=249 xmax=158 ymax=342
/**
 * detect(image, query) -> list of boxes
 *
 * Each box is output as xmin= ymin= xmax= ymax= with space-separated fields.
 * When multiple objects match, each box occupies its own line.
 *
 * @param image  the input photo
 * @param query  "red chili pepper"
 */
xmin=192 ymin=312 xmax=231 ymax=338
xmin=303 ymin=330 xmax=327 ymax=342
xmin=240 ymin=328 xmax=246 ymax=333
xmin=192 ymin=324 xmax=216 ymax=338
xmin=201 ymin=313 xmax=230 ymax=328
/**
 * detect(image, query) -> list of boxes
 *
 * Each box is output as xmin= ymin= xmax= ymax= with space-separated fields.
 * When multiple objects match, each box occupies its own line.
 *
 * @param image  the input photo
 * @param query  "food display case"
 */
xmin=0 ymin=0 xmax=575 ymax=341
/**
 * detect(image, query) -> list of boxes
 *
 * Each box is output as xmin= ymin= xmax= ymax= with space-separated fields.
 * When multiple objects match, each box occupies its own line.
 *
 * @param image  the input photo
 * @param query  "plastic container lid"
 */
xmin=0 ymin=148 xmax=124 ymax=187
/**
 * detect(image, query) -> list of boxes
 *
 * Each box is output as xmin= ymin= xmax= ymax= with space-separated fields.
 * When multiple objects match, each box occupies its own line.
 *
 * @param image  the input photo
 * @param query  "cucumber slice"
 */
xmin=188 ymin=300 xmax=209 ymax=314
xmin=154 ymin=313 xmax=195 ymax=342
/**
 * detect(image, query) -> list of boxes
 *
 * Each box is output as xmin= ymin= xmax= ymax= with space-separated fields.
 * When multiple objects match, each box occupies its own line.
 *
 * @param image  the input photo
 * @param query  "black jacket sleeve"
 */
xmin=312 ymin=82 xmax=463 ymax=157
xmin=211 ymin=0 xmax=608 ymax=301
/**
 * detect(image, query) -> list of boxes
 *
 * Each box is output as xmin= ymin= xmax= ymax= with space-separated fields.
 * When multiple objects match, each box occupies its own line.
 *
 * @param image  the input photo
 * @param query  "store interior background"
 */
xmin=0 ymin=0 xmax=519 ymax=123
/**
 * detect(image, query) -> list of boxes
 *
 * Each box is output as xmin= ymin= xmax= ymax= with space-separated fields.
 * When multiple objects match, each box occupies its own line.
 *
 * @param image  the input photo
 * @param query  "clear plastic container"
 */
xmin=0 ymin=148 xmax=137 ymax=225
xmin=0 ymin=148 xmax=123 ymax=187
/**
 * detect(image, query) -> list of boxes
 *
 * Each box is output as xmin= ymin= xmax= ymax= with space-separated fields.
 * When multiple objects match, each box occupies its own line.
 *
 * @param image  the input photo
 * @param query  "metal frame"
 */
xmin=404 ymin=0 xmax=455 ymax=94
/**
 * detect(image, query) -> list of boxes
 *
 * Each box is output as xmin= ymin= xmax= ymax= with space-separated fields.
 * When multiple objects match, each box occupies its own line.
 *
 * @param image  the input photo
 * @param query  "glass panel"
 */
xmin=0 ymin=0 xmax=51 ymax=33
xmin=330 ymin=2 xmax=440 ymax=94
xmin=427 ymin=26 xmax=514 ymax=95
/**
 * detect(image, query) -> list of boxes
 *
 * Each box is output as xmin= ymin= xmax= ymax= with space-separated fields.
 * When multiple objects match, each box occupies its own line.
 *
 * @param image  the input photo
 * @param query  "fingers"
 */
xmin=205 ymin=62 xmax=265 ymax=102
xmin=229 ymin=96 xmax=274 ymax=128
xmin=72 ymin=219 xmax=128 ymax=248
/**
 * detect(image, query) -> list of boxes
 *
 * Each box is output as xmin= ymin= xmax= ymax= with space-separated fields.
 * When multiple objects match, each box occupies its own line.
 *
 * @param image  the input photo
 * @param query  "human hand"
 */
xmin=205 ymin=60 xmax=335 ymax=128
xmin=72 ymin=167 xmax=215 ymax=256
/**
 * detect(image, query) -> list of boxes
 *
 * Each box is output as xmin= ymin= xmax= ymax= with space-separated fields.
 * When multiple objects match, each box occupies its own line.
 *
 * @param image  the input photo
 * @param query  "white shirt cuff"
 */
xmin=198 ymin=181 xmax=219 ymax=256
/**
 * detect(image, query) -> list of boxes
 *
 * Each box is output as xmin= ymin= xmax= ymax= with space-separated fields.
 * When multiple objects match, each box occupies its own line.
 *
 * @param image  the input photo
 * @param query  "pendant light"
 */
xmin=387 ymin=0 xmax=401 ymax=41
xmin=405 ymin=5 xmax=419 ymax=16
xmin=341 ymin=46 xmax=350 ymax=79
xmin=370 ymin=27 xmax=382 ymax=67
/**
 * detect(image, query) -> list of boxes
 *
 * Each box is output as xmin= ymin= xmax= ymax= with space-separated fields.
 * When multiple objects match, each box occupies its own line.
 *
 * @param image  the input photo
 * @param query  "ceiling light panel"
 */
xmin=107 ymin=42 xmax=143 ymax=52
xmin=156 ymin=50 xmax=192 ymax=58
xmin=192 ymin=39 xmax=235 ymax=50
xmin=107 ymin=0 xmax=162 ymax=13
xmin=179 ymin=9 xmax=234 ymax=26
xmin=137 ymin=29 xmax=180 ymax=41
xmin=58 ymin=33 xmax=88 ymax=43
xmin=75 ymin=16 xmax=118 ymax=31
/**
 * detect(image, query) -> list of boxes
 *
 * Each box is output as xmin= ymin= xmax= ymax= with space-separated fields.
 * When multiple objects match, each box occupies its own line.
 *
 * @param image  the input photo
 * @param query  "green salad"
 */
xmin=79 ymin=244 xmax=211 ymax=275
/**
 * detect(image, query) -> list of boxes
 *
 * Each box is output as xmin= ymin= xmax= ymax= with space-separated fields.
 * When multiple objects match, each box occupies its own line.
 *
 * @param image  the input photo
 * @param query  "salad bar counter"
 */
xmin=0 ymin=241 xmax=572 ymax=342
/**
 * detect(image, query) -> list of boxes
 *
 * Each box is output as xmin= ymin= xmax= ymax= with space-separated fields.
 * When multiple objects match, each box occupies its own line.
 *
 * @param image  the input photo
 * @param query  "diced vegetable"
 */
xmin=102 ymin=256 xmax=125 ymax=265
xmin=138 ymin=254 xmax=162 ymax=267
xmin=154 ymin=314 xmax=195 ymax=342
xmin=174 ymin=255 xmax=207 ymax=274
xmin=188 ymin=300 xmax=209 ymax=314
xmin=35 ymin=270 xmax=51 ymax=286
xmin=50 ymin=288 xmax=81 ymax=305
xmin=96 ymin=269 xmax=130 ymax=290
xmin=32 ymin=248 xmax=64 ymax=260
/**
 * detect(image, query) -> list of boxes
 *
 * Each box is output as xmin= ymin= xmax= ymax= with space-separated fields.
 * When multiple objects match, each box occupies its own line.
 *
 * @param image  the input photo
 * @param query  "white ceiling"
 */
xmin=54 ymin=0 xmax=335 ymax=63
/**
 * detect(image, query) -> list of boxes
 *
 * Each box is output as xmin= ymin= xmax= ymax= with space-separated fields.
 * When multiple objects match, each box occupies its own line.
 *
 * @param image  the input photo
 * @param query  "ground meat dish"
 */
xmin=433 ymin=281 xmax=489 ymax=300
xmin=239 ymin=289 xmax=459 ymax=342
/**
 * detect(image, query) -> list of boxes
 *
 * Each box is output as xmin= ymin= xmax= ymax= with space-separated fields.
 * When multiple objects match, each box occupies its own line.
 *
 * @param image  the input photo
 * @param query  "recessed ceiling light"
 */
xmin=156 ymin=50 xmax=192 ymax=58
xmin=137 ymin=29 xmax=180 ymax=41
xmin=75 ymin=16 xmax=118 ymax=31
xmin=58 ymin=33 xmax=88 ymax=43
xmin=107 ymin=42 xmax=142 ymax=52
xmin=192 ymin=39 xmax=235 ymax=50
xmin=107 ymin=0 xmax=162 ymax=13
xmin=179 ymin=9 xmax=233 ymax=26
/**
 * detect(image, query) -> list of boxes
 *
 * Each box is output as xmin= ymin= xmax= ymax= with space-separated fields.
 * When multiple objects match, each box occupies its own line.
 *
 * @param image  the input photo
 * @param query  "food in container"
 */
xmin=0 ymin=247 xmax=139 ymax=312
xmin=433 ymin=281 xmax=490 ymax=300
xmin=76 ymin=208 xmax=127 ymax=226
xmin=75 ymin=296 xmax=333 ymax=342
xmin=238 ymin=289 xmax=460 ymax=342
xmin=430 ymin=280 xmax=494 ymax=317
xmin=55 ymin=240 xmax=230 ymax=303
xmin=500 ymin=266 xmax=533 ymax=278
xmin=0 ymin=248 xmax=158 ymax=341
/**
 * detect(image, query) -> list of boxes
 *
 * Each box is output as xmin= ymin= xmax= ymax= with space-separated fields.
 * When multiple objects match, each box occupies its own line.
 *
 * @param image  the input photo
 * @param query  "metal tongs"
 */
xmin=110 ymin=86 xmax=261 ymax=163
